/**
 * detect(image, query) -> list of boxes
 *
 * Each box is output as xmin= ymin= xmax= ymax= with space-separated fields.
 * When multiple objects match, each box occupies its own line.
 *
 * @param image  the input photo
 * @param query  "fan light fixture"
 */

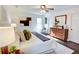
xmin=40 ymin=10 xmax=46 ymax=13
xmin=40 ymin=5 xmax=54 ymax=13
xmin=40 ymin=5 xmax=46 ymax=10
xmin=40 ymin=5 xmax=48 ymax=13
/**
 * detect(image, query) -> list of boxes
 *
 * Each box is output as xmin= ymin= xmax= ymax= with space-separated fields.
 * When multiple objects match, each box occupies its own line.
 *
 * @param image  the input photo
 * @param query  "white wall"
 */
xmin=50 ymin=7 xmax=79 ymax=43
xmin=0 ymin=6 xmax=10 ymax=26
xmin=70 ymin=13 xmax=79 ymax=43
xmin=17 ymin=14 xmax=43 ymax=32
xmin=0 ymin=6 xmax=1 ymax=21
xmin=5 ymin=6 xmax=45 ymax=32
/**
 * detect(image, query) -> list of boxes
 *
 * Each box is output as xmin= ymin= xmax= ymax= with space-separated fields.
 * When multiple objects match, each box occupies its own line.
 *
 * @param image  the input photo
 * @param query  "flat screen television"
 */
xmin=20 ymin=17 xmax=31 ymax=26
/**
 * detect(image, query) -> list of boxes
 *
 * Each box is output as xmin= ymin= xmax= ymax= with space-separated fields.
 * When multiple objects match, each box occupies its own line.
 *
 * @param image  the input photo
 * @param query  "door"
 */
xmin=70 ymin=13 xmax=79 ymax=43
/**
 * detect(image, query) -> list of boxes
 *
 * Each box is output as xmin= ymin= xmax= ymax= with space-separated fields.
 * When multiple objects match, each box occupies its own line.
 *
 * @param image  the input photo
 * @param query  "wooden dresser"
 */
xmin=50 ymin=28 xmax=68 ymax=42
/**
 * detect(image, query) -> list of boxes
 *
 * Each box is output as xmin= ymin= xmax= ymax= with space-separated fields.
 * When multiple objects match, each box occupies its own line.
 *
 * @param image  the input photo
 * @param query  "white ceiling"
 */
xmin=13 ymin=5 xmax=79 ymax=11
xmin=5 ymin=5 xmax=79 ymax=15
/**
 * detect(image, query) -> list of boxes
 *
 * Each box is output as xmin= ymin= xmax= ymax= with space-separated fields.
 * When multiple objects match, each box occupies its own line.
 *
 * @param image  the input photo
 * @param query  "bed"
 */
xmin=13 ymin=28 xmax=74 ymax=54
xmin=19 ymin=33 xmax=57 ymax=54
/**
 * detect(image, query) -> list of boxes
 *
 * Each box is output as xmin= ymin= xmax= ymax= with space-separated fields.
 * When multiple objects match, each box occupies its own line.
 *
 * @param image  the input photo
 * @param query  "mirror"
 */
xmin=55 ymin=15 xmax=67 ymax=28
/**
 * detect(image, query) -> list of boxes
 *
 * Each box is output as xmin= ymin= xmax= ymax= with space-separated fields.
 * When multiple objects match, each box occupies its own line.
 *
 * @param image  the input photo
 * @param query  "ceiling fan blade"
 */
xmin=48 ymin=8 xmax=54 ymax=10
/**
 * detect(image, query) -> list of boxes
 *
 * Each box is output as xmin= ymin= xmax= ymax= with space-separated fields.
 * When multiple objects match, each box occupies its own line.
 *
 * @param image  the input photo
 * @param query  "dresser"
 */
xmin=50 ymin=28 xmax=68 ymax=42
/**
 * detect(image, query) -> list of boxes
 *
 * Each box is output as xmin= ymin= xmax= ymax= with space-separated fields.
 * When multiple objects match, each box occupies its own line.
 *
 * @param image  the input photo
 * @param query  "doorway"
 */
xmin=36 ymin=18 xmax=42 ymax=32
xmin=70 ymin=13 xmax=79 ymax=43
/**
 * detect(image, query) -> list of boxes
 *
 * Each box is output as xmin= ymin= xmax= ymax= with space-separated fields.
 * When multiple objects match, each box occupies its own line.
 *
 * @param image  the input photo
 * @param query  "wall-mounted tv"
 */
xmin=20 ymin=17 xmax=31 ymax=26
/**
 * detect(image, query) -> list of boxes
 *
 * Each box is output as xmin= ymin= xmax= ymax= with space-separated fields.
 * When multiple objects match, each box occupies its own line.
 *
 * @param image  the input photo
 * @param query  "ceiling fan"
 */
xmin=40 ymin=5 xmax=54 ymax=12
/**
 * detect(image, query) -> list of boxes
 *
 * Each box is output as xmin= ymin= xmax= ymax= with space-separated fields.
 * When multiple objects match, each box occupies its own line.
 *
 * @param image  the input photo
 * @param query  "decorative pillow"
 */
xmin=23 ymin=30 xmax=31 ymax=40
xmin=19 ymin=32 xmax=26 ymax=42
xmin=0 ymin=48 xmax=1 ymax=54
xmin=14 ymin=28 xmax=26 ymax=42
xmin=14 ymin=28 xmax=21 ymax=42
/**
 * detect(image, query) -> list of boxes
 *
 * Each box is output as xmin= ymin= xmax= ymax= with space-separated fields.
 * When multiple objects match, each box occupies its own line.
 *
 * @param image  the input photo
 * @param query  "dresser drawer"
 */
xmin=50 ymin=28 xmax=68 ymax=41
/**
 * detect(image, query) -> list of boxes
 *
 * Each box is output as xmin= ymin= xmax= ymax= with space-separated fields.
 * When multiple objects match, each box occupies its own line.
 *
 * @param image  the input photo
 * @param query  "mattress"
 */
xmin=19 ymin=33 xmax=57 ymax=54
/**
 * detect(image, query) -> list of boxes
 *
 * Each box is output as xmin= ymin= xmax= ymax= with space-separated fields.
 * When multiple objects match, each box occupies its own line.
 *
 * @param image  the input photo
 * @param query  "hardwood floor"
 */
xmin=42 ymin=33 xmax=79 ymax=54
xmin=56 ymin=40 xmax=79 ymax=54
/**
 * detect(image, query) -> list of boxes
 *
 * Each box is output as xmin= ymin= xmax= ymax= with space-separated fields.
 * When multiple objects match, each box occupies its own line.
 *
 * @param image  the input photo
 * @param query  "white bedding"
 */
xmin=19 ymin=33 xmax=57 ymax=54
xmin=14 ymin=32 xmax=74 ymax=54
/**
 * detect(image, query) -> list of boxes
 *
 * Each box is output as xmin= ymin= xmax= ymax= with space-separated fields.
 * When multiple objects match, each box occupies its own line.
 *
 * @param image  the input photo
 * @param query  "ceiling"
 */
xmin=13 ymin=5 xmax=79 ymax=11
xmin=5 ymin=5 xmax=79 ymax=15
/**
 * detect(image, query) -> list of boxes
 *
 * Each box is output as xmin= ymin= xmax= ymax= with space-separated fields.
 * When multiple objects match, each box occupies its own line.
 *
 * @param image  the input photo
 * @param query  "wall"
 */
xmin=50 ymin=7 xmax=79 ymax=43
xmin=5 ymin=6 xmax=45 ymax=32
xmin=0 ymin=6 xmax=10 ymax=26
xmin=0 ymin=6 xmax=1 ymax=21
xmin=16 ymin=13 xmax=44 ymax=32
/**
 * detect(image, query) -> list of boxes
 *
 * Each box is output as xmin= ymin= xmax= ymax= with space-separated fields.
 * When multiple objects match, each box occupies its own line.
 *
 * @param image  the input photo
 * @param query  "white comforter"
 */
xmin=19 ymin=33 xmax=57 ymax=54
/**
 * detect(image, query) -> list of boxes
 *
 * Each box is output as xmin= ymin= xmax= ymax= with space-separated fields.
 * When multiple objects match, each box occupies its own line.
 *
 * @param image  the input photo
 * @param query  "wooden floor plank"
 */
xmin=56 ymin=40 xmax=79 ymax=54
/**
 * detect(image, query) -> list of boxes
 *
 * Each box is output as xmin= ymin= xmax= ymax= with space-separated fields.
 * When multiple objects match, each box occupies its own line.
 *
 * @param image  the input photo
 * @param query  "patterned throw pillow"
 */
xmin=23 ymin=30 xmax=31 ymax=40
xmin=0 ymin=48 xmax=1 ymax=54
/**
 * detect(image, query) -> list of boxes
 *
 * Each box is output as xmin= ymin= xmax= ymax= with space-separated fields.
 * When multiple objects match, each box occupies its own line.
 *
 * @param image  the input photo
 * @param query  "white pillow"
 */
xmin=14 ymin=28 xmax=26 ymax=42
xmin=19 ymin=32 xmax=26 ymax=42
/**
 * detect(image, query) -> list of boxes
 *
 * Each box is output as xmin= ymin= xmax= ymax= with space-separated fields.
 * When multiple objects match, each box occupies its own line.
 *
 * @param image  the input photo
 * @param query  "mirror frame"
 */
xmin=55 ymin=15 xmax=67 ymax=27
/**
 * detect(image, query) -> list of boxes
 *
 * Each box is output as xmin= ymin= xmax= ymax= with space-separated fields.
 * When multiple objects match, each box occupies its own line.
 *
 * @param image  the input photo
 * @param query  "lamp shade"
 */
xmin=0 ymin=27 xmax=15 ymax=47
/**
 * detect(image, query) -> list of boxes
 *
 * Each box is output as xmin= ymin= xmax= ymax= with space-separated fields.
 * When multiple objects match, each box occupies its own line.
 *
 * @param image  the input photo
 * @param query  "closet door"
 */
xmin=70 ymin=13 xmax=79 ymax=43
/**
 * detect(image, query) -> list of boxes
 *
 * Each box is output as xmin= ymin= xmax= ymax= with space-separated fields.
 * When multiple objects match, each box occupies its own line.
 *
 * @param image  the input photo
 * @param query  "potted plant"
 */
xmin=9 ymin=46 xmax=16 ymax=54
